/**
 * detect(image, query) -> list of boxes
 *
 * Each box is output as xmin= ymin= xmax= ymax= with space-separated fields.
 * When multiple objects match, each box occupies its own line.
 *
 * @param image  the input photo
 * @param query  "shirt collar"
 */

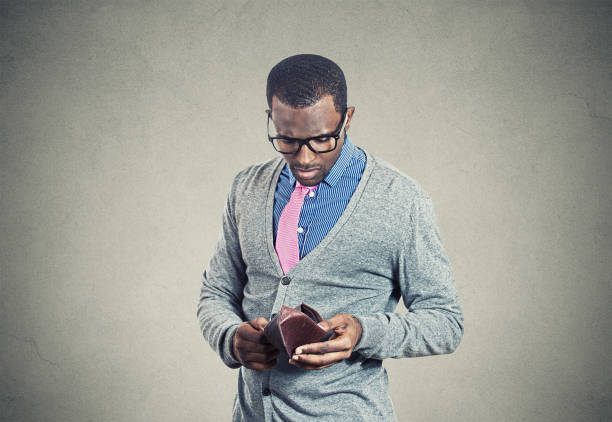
xmin=287 ymin=134 xmax=356 ymax=188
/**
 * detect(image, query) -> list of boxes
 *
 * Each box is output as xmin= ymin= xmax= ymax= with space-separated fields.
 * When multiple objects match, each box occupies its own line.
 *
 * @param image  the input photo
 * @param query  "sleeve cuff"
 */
xmin=352 ymin=314 xmax=387 ymax=357
xmin=222 ymin=324 xmax=242 ymax=369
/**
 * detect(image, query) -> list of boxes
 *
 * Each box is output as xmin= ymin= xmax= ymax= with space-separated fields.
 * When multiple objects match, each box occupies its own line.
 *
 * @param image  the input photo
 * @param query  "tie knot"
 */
xmin=295 ymin=181 xmax=317 ymax=195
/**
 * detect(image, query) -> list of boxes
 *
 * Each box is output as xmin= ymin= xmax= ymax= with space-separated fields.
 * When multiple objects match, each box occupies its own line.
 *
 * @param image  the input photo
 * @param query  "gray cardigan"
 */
xmin=198 ymin=149 xmax=464 ymax=421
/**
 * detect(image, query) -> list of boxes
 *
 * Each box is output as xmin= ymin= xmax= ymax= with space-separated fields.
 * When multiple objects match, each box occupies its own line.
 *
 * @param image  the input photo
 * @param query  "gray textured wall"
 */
xmin=1 ymin=1 xmax=611 ymax=421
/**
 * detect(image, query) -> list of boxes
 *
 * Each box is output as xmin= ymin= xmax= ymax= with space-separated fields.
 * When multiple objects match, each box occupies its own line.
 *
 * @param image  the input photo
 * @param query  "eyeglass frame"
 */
xmin=266 ymin=109 xmax=348 ymax=155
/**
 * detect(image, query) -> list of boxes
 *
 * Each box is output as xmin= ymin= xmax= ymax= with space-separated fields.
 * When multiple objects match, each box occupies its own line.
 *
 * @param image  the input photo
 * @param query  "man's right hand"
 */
xmin=232 ymin=317 xmax=279 ymax=371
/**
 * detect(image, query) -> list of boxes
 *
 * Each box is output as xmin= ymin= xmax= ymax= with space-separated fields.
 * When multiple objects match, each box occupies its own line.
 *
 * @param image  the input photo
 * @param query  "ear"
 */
xmin=344 ymin=106 xmax=355 ymax=132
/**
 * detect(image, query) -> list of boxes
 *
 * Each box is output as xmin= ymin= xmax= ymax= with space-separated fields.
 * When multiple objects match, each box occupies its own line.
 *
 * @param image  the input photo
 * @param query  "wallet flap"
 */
xmin=299 ymin=303 xmax=323 ymax=323
xmin=263 ymin=304 xmax=327 ymax=357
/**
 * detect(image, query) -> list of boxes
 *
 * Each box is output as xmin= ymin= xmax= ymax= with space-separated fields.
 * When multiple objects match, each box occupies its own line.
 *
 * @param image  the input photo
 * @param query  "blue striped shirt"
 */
xmin=273 ymin=135 xmax=367 ymax=258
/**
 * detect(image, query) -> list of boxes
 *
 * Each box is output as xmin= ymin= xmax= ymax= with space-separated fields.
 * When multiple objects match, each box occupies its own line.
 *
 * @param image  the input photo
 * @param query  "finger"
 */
xmin=294 ymin=336 xmax=352 ymax=355
xmin=238 ymin=324 xmax=271 ymax=344
xmin=236 ymin=341 xmax=278 ymax=354
xmin=241 ymin=349 xmax=279 ymax=363
xmin=289 ymin=361 xmax=334 ymax=370
xmin=291 ymin=362 xmax=333 ymax=370
xmin=290 ymin=350 xmax=350 ymax=367
xmin=264 ymin=350 xmax=280 ymax=362
xmin=244 ymin=359 xmax=277 ymax=371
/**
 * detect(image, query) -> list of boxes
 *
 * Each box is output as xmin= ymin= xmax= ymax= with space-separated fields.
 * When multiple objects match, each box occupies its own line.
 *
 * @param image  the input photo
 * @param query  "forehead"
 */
xmin=270 ymin=95 xmax=341 ymax=137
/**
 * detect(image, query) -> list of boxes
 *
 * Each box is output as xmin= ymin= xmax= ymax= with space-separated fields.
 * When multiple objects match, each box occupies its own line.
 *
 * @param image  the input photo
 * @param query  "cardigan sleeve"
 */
xmin=197 ymin=174 xmax=247 ymax=368
xmin=352 ymin=192 xmax=464 ymax=359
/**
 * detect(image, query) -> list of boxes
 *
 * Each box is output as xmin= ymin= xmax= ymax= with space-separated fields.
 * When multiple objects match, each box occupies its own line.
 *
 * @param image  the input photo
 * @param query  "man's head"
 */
xmin=266 ymin=54 xmax=355 ymax=186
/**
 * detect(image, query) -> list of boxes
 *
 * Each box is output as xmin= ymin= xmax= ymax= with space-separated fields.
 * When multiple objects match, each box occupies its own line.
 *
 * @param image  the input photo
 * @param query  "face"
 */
xmin=269 ymin=95 xmax=355 ymax=186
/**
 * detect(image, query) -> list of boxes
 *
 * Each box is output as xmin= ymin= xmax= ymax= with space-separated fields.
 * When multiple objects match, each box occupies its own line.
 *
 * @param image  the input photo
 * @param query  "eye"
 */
xmin=312 ymin=137 xmax=332 ymax=144
xmin=277 ymin=138 xmax=298 ymax=145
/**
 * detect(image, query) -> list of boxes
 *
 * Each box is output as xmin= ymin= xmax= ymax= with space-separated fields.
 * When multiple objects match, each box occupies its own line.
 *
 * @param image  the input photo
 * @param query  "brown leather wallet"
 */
xmin=263 ymin=303 xmax=328 ymax=356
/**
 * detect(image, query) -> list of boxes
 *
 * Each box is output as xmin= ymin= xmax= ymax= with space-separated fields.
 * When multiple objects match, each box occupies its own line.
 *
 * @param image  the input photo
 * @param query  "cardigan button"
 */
xmin=281 ymin=276 xmax=291 ymax=285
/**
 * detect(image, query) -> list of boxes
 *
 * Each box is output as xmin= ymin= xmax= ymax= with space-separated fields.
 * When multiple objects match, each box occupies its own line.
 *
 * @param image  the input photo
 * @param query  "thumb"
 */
xmin=317 ymin=320 xmax=333 ymax=332
xmin=249 ymin=317 xmax=269 ymax=331
xmin=317 ymin=314 xmax=347 ymax=332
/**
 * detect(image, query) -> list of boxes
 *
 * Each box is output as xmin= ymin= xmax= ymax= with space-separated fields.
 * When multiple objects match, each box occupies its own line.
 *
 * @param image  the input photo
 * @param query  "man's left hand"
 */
xmin=289 ymin=313 xmax=362 ymax=370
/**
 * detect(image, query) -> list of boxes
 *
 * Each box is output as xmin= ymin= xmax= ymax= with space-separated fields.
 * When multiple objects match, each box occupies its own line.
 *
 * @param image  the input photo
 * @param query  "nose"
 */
xmin=294 ymin=144 xmax=316 ymax=167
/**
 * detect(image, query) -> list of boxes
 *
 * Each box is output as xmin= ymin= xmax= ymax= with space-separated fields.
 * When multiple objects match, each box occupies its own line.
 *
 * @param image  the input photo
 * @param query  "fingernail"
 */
xmin=292 ymin=355 xmax=299 ymax=361
xmin=295 ymin=348 xmax=302 ymax=355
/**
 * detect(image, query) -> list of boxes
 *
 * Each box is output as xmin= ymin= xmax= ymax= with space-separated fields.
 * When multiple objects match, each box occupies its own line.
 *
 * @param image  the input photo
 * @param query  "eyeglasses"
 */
xmin=267 ymin=110 xmax=347 ymax=155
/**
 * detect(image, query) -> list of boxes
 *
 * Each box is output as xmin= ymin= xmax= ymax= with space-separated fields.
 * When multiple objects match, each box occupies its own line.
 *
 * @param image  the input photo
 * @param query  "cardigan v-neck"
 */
xmin=264 ymin=148 xmax=375 ymax=278
xmin=198 ymin=149 xmax=463 ymax=422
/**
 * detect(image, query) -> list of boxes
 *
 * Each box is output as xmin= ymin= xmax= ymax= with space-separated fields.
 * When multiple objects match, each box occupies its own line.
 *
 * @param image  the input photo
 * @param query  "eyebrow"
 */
xmin=272 ymin=113 xmax=344 ymax=139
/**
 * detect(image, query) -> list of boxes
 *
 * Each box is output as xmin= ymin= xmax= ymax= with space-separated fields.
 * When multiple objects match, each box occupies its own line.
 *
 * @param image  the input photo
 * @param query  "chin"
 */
xmin=292 ymin=168 xmax=327 ymax=186
xmin=297 ymin=177 xmax=321 ymax=187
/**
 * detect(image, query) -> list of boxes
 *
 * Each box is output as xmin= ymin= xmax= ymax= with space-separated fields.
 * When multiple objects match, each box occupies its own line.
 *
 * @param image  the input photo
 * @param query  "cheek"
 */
xmin=283 ymin=156 xmax=298 ymax=167
xmin=323 ymin=151 xmax=341 ymax=171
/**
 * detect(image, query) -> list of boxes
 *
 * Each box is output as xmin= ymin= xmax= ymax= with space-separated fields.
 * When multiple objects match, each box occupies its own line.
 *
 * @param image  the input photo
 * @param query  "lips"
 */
xmin=293 ymin=167 xmax=320 ymax=180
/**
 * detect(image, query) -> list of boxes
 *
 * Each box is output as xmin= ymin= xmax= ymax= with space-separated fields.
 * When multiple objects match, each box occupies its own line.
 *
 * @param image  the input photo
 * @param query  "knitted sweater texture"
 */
xmin=197 ymin=149 xmax=464 ymax=421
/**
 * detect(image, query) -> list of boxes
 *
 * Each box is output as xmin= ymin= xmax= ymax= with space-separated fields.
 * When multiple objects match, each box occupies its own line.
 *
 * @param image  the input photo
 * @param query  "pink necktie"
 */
xmin=276 ymin=181 xmax=317 ymax=274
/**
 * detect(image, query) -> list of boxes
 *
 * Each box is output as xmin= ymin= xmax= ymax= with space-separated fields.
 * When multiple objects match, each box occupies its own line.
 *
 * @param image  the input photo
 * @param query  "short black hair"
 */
xmin=266 ymin=54 xmax=347 ymax=113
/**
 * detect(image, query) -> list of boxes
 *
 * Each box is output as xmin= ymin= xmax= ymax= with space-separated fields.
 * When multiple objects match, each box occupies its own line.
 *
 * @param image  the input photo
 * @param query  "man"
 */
xmin=198 ymin=54 xmax=463 ymax=421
